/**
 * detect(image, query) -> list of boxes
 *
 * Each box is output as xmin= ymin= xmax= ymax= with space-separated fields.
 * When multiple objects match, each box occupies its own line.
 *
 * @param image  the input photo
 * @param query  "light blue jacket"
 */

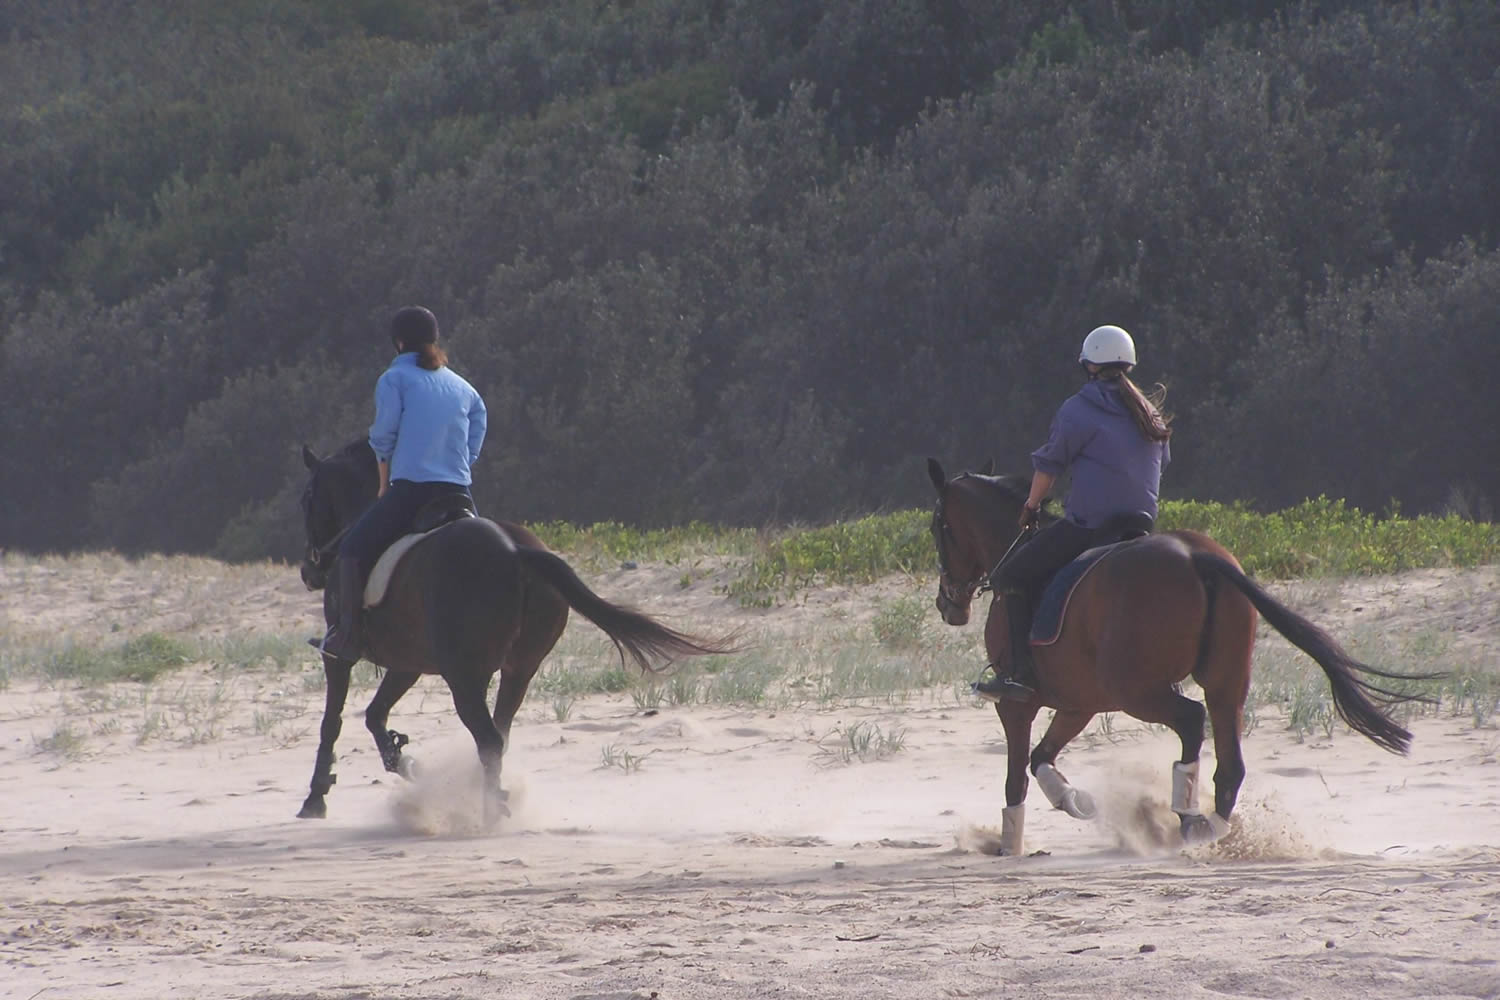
xmin=368 ymin=353 xmax=487 ymax=485
xmin=1031 ymin=379 xmax=1170 ymax=528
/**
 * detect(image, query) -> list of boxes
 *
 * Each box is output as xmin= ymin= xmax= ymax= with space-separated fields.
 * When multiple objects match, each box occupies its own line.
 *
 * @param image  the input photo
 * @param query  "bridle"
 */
xmin=932 ymin=478 xmax=1036 ymax=618
xmin=932 ymin=493 xmax=986 ymax=617
xmin=301 ymin=479 xmax=351 ymax=572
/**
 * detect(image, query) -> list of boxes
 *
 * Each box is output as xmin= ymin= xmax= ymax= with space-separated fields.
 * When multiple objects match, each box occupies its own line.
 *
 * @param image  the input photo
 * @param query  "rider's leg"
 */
xmin=313 ymin=482 xmax=420 ymax=662
xmin=974 ymin=519 xmax=1093 ymax=702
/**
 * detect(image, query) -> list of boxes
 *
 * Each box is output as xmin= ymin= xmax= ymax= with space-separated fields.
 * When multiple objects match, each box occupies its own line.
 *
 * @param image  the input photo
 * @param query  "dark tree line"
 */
xmin=2 ymin=0 xmax=1496 ymax=560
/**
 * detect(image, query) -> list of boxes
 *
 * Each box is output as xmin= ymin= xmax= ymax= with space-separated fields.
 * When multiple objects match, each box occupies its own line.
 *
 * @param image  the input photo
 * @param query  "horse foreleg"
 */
xmin=365 ymin=669 xmax=421 ymax=779
xmin=1029 ymin=709 xmax=1099 ymax=820
xmin=995 ymin=701 xmax=1041 ymax=855
xmin=299 ymin=655 xmax=353 ymax=819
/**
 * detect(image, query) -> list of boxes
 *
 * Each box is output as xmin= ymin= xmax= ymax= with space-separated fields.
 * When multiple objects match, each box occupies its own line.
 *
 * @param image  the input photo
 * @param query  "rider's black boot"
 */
xmin=309 ymin=558 xmax=364 ymax=663
xmin=972 ymin=592 xmax=1038 ymax=702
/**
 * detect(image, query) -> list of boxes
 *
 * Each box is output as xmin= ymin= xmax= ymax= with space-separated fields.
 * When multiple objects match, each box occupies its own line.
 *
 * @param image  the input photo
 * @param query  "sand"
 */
xmin=2 ymin=554 xmax=1498 ymax=1000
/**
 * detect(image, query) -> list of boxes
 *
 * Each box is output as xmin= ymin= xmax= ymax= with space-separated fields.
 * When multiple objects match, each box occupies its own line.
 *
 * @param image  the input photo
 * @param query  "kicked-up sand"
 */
xmin=1 ymin=553 xmax=1497 ymax=1000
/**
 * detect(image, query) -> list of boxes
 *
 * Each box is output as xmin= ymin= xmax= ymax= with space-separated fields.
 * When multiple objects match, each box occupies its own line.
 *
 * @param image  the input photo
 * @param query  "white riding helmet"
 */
xmin=1079 ymin=325 xmax=1137 ymax=367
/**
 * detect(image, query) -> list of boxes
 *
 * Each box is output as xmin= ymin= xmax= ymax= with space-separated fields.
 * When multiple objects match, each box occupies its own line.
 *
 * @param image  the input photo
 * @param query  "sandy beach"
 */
xmin=2 ymin=554 xmax=1497 ymax=1000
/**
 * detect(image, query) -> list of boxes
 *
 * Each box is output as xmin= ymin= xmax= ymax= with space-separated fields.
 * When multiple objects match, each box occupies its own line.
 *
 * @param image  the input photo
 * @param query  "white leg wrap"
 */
xmin=1035 ymin=763 xmax=1071 ymax=810
xmin=1035 ymin=763 xmax=1098 ymax=820
xmin=1171 ymin=760 xmax=1200 ymax=816
xmin=1000 ymin=804 xmax=1025 ymax=856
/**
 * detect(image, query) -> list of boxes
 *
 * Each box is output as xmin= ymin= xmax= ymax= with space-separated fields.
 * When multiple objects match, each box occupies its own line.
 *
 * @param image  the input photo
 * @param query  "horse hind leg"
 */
xmin=492 ymin=586 xmax=568 ymax=750
xmin=1121 ymin=686 xmax=1228 ymax=844
xmin=446 ymin=670 xmax=509 ymax=827
xmin=365 ymin=669 xmax=421 ymax=779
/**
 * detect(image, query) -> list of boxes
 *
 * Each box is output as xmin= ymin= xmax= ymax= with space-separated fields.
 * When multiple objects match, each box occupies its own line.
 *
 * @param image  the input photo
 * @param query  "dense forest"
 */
xmin=2 ymin=0 xmax=1496 ymax=561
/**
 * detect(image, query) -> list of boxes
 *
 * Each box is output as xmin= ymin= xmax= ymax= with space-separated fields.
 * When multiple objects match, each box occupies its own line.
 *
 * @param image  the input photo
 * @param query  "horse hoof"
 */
xmin=297 ymin=798 xmax=327 ymax=819
xmin=1061 ymin=788 xmax=1097 ymax=821
xmin=397 ymin=756 xmax=419 ymax=781
xmin=1180 ymin=812 xmax=1230 ymax=845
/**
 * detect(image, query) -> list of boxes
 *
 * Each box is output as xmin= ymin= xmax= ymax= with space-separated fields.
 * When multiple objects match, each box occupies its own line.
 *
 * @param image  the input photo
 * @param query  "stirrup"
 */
xmin=971 ymin=667 xmax=1037 ymax=703
xmin=308 ymin=628 xmax=359 ymax=663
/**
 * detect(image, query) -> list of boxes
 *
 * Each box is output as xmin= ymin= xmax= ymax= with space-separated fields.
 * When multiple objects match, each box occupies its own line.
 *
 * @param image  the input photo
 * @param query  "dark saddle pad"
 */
xmin=1029 ymin=539 xmax=1135 ymax=646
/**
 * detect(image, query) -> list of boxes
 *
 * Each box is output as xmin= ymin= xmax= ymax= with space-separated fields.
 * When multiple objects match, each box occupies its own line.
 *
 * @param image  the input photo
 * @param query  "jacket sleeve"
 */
xmin=368 ymin=370 xmax=403 ymax=462
xmin=1030 ymin=400 xmax=1083 ymax=476
xmin=467 ymin=389 xmax=488 ymax=464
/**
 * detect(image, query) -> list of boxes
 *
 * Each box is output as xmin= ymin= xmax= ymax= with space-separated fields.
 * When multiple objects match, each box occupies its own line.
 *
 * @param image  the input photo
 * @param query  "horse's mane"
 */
xmin=965 ymin=472 xmax=1032 ymax=504
xmin=331 ymin=439 xmax=377 ymax=472
xmin=962 ymin=472 xmax=1059 ymax=523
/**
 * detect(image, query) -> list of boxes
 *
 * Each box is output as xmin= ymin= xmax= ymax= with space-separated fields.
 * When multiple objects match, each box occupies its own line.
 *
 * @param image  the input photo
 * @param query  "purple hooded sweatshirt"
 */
xmin=1030 ymin=379 xmax=1170 ymax=529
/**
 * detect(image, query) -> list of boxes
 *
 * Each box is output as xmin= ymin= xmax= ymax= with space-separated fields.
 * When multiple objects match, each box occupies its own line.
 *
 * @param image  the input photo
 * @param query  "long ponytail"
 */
xmin=413 ymin=342 xmax=448 ymax=370
xmin=1098 ymin=365 xmax=1172 ymax=441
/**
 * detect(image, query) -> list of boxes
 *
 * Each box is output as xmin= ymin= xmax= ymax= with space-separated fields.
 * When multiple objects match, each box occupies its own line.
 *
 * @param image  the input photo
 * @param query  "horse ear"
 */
xmin=926 ymin=457 xmax=946 ymax=493
xmin=302 ymin=445 xmax=321 ymax=471
xmin=978 ymin=457 xmax=995 ymax=476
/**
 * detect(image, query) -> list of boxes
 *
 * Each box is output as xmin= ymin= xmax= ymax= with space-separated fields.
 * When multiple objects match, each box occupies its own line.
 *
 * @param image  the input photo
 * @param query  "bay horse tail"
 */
xmin=517 ymin=547 xmax=740 ymax=672
xmin=1190 ymin=552 xmax=1436 ymax=755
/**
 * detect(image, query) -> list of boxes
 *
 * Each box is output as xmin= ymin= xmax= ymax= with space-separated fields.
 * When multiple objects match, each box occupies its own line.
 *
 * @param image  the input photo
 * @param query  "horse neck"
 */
xmin=330 ymin=445 xmax=380 ymax=531
xmin=953 ymin=480 xmax=1024 ymax=569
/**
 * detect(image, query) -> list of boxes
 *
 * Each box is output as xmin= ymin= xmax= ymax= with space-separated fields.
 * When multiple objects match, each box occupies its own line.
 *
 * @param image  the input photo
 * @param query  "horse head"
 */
xmin=298 ymin=442 xmax=379 ymax=591
xmin=925 ymin=457 xmax=1031 ymax=626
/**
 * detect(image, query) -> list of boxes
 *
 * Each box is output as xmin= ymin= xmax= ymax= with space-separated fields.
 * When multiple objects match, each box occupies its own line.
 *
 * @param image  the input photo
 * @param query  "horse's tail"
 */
xmin=1190 ymin=552 xmax=1437 ymax=755
xmin=516 ymin=547 xmax=742 ymax=672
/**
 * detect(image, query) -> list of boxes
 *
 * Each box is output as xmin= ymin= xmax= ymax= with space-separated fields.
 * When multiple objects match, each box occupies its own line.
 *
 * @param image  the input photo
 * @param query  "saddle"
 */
xmin=1029 ymin=511 xmax=1154 ymax=645
xmin=363 ymin=494 xmax=477 ymax=607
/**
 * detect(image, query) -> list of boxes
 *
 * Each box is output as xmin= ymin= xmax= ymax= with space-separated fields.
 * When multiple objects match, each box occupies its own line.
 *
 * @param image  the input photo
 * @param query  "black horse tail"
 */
xmin=516 ymin=548 xmax=742 ymax=672
xmin=1191 ymin=552 xmax=1438 ymax=756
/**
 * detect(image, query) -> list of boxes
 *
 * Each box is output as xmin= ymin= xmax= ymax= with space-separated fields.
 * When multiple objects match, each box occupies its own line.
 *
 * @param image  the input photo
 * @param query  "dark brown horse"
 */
xmin=926 ymin=459 xmax=1431 ymax=854
xmin=297 ymin=441 xmax=735 ymax=823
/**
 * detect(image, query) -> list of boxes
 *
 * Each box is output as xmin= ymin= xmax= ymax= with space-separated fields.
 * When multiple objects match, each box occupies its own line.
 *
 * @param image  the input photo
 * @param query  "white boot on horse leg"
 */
xmin=1172 ymin=760 xmax=1231 ymax=844
xmin=1000 ymin=804 xmax=1025 ymax=856
xmin=1034 ymin=763 xmax=1098 ymax=820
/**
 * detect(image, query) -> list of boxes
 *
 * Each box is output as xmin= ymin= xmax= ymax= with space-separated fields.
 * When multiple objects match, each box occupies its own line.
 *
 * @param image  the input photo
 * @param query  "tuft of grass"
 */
xmin=208 ymin=633 xmax=305 ymax=673
xmin=818 ymin=720 xmax=907 ymax=764
xmin=871 ymin=595 xmax=930 ymax=649
xmin=39 ymin=632 xmax=195 ymax=685
xmin=598 ymin=742 xmax=653 ymax=773
xmin=35 ymin=723 xmax=89 ymax=760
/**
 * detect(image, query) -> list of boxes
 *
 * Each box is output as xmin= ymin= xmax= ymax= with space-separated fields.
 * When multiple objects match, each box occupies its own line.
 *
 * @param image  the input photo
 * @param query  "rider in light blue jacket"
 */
xmin=315 ymin=306 xmax=487 ymax=663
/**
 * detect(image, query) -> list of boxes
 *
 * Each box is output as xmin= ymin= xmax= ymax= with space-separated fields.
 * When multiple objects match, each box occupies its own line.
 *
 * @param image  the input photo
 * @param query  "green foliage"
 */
xmin=2 ymin=1 xmax=1499 ymax=557
xmin=727 ymin=498 xmax=1500 ymax=603
xmin=40 ymin=632 xmax=195 ymax=685
xmin=1160 ymin=497 xmax=1500 ymax=578
xmin=727 ymin=512 xmax=930 ymax=601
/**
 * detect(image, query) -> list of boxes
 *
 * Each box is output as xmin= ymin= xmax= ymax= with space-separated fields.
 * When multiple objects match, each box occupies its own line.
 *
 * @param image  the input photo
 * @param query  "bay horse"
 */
xmin=926 ymin=458 xmax=1431 ymax=854
xmin=297 ymin=440 xmax=736 ymax=823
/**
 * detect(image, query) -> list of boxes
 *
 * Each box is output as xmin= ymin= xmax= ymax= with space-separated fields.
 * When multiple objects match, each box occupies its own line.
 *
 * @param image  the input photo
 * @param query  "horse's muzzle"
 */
xmin=300 ymin=560 xmax=327 ymax=591
xmin=935 ymin=584 xmax=971 ymax=626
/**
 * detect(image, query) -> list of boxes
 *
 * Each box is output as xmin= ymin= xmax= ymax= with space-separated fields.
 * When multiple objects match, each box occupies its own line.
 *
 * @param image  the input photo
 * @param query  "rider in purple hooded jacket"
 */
xmin=974 ymin=325 xmax=1173 ymax=702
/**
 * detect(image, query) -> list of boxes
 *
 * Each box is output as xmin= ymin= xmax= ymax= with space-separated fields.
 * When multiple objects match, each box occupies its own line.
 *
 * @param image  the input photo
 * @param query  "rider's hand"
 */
xmin=1018 ymin=503 xmax=1040 ymax=530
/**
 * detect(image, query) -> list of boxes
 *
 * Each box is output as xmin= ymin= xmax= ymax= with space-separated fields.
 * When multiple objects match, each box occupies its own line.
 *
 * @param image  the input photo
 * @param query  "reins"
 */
xmin=309 ymin=521 xmax=353 ymax=567
xmin=975 ymin=521 xmax=1038 ymax=597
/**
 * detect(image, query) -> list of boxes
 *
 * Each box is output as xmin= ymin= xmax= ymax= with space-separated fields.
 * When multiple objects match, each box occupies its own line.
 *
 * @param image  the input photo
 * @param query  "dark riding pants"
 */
xmin=338 ymin=479 xmax=474 ymax=570
xmin=991 ymin=519 xmax=1096 ymax=599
